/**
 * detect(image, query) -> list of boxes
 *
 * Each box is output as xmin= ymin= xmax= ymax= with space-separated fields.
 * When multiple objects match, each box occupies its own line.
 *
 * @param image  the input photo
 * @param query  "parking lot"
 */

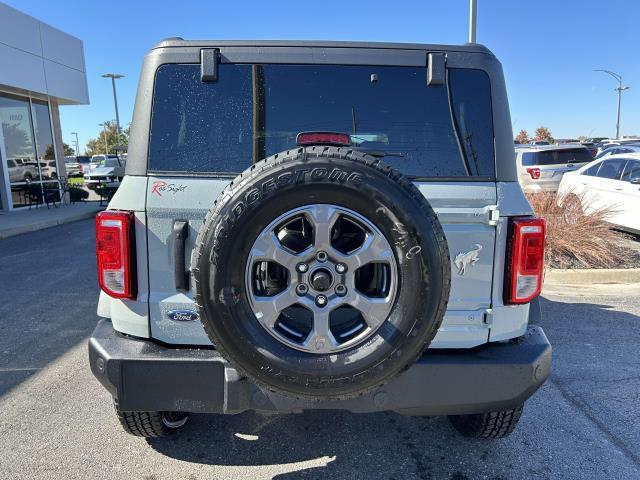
xmin=0 ymin=219 xmax=638 ymax=480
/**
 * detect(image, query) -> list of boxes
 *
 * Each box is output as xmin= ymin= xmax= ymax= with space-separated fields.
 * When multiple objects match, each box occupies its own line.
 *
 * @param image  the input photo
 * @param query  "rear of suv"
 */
xmin=516 ymin=144 xmax=593 ymax=193
xmin=89 ymin=39 xmax=551 ymax=439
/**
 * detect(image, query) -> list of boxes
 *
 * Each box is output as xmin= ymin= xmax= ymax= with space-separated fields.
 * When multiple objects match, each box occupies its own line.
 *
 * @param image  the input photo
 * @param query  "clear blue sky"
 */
xmin=8 ymin=0 xmax=640 ymax=151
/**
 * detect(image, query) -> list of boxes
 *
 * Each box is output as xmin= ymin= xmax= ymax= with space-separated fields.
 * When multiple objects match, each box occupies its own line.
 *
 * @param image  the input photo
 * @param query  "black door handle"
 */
xmin=173 ymin=220 xmax=189 ymax=291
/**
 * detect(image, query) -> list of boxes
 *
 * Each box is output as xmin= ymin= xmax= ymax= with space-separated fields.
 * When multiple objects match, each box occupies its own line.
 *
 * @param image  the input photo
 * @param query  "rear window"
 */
xmin=521 ymin=148 xmax=593 ymax=166
xmin=148 ymin=64 xmax=495 ymax=179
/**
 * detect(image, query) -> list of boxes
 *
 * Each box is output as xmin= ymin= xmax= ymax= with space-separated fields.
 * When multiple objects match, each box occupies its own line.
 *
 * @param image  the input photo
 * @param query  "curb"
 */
xmin=545 ymin=268 xmax=640 ymax=285
xmin=0 ymin=208 xmax=101 ymax=240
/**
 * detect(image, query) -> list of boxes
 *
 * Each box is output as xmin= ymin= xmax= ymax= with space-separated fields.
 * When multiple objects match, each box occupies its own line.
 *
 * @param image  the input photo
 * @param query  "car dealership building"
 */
xmin=0 ymin=2 xmax=88 ymax=210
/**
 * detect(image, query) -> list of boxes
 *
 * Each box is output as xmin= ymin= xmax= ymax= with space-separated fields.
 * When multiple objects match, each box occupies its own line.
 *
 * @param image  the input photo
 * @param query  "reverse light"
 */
xmin=296 ymin=132 xmax=351 ymax=147
xmin=526 ymin=167 xmax=541 ymax=180
xmin=96 ymin=210 xmax=136 ymax=299
xmin=505 ymin=217 xmax=546 ymax=304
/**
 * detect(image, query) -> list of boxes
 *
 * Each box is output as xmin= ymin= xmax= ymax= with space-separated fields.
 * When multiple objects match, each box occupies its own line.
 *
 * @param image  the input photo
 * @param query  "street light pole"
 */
xmin=70 ymin=131 xmax=79 ymax=156
xmin=594 ymin=69 xmax=630 ymax=139
xmin=469 ymin=0 xmax=477 ymax=43
xmin=101 ymin=73 xmax=124 ymax=141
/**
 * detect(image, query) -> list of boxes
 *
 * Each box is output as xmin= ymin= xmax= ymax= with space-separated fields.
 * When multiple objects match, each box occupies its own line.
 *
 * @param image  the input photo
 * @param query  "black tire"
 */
xmin=449 ymin=404 xmax=524 ymax=439
xmin=113 ymin=399 xmax=188 ymax=438
xmin=192 ymin=146 xmax=451 ymax=400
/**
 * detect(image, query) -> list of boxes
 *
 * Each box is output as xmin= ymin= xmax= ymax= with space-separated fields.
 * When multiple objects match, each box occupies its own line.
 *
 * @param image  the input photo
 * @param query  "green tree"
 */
xmin=85 ymin=120 xmax=129 ymax=156
xmin=63 ymin=142 xmax=75 ymax=156
xmin=515 ymin=130 xmax=529 ymax=144
xmin=534 ymin=126 xmax=554 ymax=144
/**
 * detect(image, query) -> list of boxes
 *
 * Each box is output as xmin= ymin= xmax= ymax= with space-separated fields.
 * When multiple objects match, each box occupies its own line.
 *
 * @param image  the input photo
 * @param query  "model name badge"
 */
xmin=167 ymin=309 xmax=199 ymax=322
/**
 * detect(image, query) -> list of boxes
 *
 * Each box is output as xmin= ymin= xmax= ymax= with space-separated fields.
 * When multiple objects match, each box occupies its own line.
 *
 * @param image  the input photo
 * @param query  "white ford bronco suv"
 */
xmin=89 ymin=39 xmax=551 ymax=439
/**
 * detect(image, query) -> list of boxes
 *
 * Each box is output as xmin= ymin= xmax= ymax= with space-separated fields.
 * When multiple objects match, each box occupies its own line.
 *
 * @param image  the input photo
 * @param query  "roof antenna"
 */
xmin=468 ymin=0 xmax=477 ymax=43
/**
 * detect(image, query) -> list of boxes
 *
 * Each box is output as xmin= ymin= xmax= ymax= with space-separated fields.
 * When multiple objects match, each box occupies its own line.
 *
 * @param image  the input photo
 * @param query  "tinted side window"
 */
xmin=596 ymin=158 xmax=626 ymax=179
xmin=621 ymin=159 xmax=640 ymax=181
xmin=149 ymin=64 xmax=495 ymax=178
xmin=582 ymin=162 xmax=601 ymax=176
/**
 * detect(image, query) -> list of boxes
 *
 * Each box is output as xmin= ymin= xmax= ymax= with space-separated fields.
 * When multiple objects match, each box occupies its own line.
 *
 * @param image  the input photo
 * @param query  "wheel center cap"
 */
xmin=311 ymin=269 xmax=332 ymax=292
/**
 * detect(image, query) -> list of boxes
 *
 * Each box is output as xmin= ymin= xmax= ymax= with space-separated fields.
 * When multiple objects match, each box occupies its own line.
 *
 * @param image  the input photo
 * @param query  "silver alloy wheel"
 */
xmin=245 ymin=204 xmax=398 ymax=354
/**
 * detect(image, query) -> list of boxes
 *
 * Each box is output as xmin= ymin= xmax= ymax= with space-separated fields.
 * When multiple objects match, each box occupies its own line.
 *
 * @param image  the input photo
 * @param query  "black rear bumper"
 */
xmin=89 ymin=320 xmax=551 ymax=416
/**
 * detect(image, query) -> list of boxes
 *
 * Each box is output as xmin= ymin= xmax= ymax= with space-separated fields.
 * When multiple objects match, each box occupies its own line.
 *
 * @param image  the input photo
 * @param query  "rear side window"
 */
xmin=521 ymin=148 xmax=592 ymax=166
xmin=148 ymin=64 xmax=495 ymax=178
xmin=596 ymin=158 xmax=626 ymax=179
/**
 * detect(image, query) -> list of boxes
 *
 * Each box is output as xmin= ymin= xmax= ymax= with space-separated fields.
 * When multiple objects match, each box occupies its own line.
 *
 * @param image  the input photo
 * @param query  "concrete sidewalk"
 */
xmin=0 ymin=201 xmax=103 ymax=239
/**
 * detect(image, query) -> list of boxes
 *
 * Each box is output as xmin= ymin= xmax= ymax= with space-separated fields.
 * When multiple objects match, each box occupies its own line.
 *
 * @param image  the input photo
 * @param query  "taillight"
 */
xmin=79 ymin=164 xmax=84 ymax=173
xmin=505 ymin=217 xmax=545 ymax=304
xmin=296 ymin=132 xmax=351 ymax=146
xmin=526 ymin=167 xmax=541 ymax=180
xmin=96 ymin=211 xmax=136 ymax=299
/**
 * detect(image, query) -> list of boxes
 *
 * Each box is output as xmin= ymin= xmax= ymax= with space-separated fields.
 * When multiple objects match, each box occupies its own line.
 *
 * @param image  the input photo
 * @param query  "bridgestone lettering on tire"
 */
xmin=192 ymin=146 xmax=451 ymax=400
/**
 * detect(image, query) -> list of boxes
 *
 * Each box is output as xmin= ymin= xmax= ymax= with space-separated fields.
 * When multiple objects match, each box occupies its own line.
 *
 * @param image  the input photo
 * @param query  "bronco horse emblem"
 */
xmin=454 ymin=244 xmax=483 ymax=275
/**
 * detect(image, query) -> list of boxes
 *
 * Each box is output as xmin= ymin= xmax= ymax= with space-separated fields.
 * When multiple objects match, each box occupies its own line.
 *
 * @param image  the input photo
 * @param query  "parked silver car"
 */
xmin=516 ymin=144 xmax=593 ymax=193
xmin=83 ymin=157 xmax=125 ymax=189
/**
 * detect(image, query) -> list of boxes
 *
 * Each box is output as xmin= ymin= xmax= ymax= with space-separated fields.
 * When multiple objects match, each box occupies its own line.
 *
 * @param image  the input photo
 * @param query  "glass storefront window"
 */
xmin=31 ymin=100 xmax=57 ymax=180
xmin=0 ymin=92 xmax=59 ymax=208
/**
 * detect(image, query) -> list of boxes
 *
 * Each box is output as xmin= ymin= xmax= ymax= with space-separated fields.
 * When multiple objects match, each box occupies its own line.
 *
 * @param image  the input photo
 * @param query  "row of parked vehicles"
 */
xmin=64 ymin=154 xmax=126 ymax=189
xmin=516 ymin=140 xmax=640 ymax=234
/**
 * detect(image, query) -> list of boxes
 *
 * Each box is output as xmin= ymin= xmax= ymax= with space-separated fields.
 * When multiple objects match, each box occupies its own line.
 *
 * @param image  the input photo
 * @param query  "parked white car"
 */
xmin=516 ymin=144 xmax=593 ymax=193
xmin=558 ymin=153 xmax=640 ymax=234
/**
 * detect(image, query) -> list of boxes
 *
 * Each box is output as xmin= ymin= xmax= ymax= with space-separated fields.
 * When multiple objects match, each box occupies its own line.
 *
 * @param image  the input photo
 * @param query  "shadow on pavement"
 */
xmin=0 ymin=220 xmax=99 ymax=397
xmin=148 ymin=410 xmax=488 ymax=479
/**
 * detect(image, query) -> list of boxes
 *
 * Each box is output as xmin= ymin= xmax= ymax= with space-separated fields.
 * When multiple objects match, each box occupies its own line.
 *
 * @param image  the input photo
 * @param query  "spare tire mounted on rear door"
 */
xmin=192 ymin=146 xmax=451 ymax=400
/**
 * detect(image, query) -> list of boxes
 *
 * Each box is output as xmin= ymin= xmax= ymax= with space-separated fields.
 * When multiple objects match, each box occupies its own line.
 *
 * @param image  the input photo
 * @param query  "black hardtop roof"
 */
xmin=152 ymin=38 xmax=495 ymax=56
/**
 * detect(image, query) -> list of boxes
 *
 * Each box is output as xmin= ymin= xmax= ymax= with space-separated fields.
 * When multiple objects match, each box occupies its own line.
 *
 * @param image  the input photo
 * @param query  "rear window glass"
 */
xmin=521 ymin=148 xmax=593 ymax=166
xmin=148 ymin=64 xmax=495 ymax=178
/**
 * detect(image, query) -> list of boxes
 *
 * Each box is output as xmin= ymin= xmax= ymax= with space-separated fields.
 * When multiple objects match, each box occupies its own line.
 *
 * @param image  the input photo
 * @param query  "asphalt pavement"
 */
xmin=0 ymin=219 xmax=639 ymax=480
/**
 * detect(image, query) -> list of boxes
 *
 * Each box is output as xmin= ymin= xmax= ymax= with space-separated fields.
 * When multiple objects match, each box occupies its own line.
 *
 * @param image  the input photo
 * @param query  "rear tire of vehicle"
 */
xmin=448 ymin=404 xmax=524 ymax=439
xmin=113 ymin=399 xmax=189 ymax=438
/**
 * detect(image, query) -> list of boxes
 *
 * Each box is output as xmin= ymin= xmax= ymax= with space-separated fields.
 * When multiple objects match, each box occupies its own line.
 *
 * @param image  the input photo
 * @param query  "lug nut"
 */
xmin=315 ymin=295 xmax=328 ymax=307
xmin=296 ymin=284 xmax=308 ymax=296
xmin=335 ymin=263 xmax=347 ymax=274
xmin=296 ymin=262 xmax=309 ymax=273
xmin=335 ymin=284 xmax=347 ymax=297
xmin=316 ymin=251 xmax=328 ymax=263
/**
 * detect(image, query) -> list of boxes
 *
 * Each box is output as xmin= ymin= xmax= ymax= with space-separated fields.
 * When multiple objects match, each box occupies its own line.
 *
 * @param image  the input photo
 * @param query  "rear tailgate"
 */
xmin=145 ymin=177 xmax=497 ymax=348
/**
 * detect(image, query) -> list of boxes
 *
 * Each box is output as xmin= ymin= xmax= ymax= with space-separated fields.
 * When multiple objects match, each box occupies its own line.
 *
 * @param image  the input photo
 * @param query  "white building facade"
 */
xmin=0 ymin=2 xmax=89 ymax=210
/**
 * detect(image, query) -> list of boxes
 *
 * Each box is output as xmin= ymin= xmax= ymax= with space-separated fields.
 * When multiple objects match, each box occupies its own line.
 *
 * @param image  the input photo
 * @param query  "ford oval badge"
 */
xmin=167 ymin=309 xmax=199 ymax=322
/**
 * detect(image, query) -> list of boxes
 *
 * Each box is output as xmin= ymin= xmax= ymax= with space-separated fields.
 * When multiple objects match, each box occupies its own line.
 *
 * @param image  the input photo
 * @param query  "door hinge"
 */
xmin=488 ymin=206 xmax=500 ymax=226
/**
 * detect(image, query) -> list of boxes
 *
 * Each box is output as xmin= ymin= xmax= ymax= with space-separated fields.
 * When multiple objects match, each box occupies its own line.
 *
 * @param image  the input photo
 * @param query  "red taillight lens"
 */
xmin=505 ymin=217 xmax=546 ymax=304
xmin=79 ymin=164 xmax=84 ymax=173
xmin=96 ymin=211 xmax=136 ymax=299
xmin=526 ymin=167 xmax=541 ymax=180
xmin=296 ymin=132 xmax=351 ymax=146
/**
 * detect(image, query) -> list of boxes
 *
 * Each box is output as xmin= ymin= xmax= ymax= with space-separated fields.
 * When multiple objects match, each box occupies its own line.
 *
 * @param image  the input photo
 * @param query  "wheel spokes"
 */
xmin=305 ymin=205 xmax=341 ymax=250
xmin=303 ymin=310 xmax=338 ymax=353
xmin=252 ymin=288 xmax=299 ymax=327
xmin=251 ymin=230 xmax=302 ymax=271
xmin=340 ymin=232 xmax=394 ymax=271
xmin=345 ymin=290 xmax=394 ymax=329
